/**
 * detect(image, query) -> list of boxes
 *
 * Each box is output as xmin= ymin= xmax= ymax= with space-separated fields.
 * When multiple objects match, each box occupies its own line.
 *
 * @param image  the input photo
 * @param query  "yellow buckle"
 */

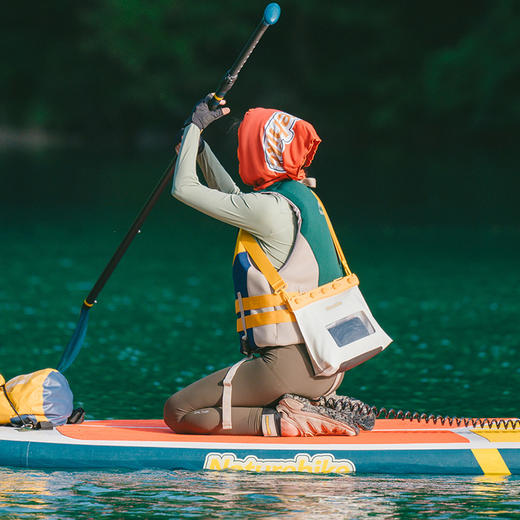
xmin=271 ymin=279 xmax=288 ymax=294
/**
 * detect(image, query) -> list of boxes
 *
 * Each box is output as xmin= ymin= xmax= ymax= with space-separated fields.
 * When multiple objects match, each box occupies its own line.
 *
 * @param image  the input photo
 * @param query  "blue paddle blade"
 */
xmin=57 ymin=305 xmax=90 ymax=373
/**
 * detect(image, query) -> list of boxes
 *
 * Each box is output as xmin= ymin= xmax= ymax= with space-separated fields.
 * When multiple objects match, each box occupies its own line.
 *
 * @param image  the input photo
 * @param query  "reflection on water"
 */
xmin=1 ymin=468 xmax=519 ymax=519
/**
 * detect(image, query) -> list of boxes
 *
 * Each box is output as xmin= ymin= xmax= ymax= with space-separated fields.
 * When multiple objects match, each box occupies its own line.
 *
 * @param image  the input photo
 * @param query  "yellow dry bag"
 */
xmin=0 ymin=368 xmax=73 ymax=426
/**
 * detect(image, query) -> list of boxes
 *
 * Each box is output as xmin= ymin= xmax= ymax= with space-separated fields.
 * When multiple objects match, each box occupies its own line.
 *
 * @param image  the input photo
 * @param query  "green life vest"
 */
xmin=232 ymin=181 xmax=344 ymax=350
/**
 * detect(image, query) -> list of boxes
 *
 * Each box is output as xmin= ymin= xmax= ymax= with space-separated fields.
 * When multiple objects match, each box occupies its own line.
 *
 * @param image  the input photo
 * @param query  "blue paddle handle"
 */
xmin=263 ymin=3 xmax=281 ymax=25
xmin=209 ymin=3 xmax=281 ymax=110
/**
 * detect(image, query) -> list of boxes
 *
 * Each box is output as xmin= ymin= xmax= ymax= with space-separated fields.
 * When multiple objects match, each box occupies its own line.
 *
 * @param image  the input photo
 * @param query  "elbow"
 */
xmin=170 ymin=177 xmax=183 ymax=199
xmin=171 ymin=183 xmax=192 ymax=205
xmin=171 ymin=184 xmax=184 ymax=202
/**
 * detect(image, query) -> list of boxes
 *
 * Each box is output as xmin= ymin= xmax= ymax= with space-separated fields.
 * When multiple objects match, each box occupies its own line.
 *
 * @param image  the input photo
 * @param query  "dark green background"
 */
xmin=2 ymin=1 xmax=520 ymax=147
xmin=1 ymin=0 xmax=519 ymax=222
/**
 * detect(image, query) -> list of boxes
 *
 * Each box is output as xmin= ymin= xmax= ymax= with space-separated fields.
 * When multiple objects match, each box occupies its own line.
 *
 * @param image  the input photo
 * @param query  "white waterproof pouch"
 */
xmin=241 ymin=193 xmax=392 ymax=376
xmin=286 ymin=276 xmax=392 ymax=376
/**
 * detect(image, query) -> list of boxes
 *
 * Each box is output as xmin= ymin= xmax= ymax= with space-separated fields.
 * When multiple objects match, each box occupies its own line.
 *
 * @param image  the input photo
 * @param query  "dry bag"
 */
xmin=0 ymin=368 xmax=73 ymax=426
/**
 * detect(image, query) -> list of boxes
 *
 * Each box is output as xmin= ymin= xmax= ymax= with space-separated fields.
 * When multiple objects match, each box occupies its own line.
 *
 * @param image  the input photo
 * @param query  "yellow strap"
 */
xmin=239 ymin=232 xmax=288 ymax=294
xmin=286 ymin=274 xmax=359 ymax=311
xmin=311 ymin=192 xmax=351 ymax=276
xmin=234 ymin=292 xmax=299 ymax=313
xmin=238 ymin=193 xmax=352 ymax=296
xmin=233 ymin=229 xmax=247 ymax=261
xmin=237 ymin=310 xmax=296 ymax=332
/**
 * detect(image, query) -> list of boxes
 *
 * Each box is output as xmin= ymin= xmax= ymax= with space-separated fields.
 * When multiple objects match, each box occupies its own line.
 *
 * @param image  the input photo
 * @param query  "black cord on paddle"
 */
xmin=321 ymin=396 xmax=520 ymax=430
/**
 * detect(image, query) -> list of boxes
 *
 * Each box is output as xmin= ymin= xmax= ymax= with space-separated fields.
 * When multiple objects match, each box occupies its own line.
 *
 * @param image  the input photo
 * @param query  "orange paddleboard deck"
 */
xmin=1 ymin=419 xmax=518 ymax=475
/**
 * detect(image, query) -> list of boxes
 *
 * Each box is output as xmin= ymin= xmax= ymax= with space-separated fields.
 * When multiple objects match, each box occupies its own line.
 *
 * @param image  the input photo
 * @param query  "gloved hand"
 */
xmin=184 ymin=93 xmax=230 ymax=131
xmin=174 ymin=93 xmax=230 ymax=154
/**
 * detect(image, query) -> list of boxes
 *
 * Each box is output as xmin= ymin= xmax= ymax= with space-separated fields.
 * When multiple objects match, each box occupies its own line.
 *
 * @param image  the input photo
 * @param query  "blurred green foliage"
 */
xmin=1 ymin=0 xmax=519 ymax=148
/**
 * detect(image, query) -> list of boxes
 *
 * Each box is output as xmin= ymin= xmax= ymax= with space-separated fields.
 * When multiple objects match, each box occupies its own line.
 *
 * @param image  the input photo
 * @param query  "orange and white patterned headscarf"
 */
xmin=237 ymin=108 xmax=321 ymax=190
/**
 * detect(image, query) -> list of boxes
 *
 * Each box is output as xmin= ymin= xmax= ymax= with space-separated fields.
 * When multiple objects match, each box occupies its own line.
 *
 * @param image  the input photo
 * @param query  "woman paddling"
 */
xmin=164 ymin=95 xmax=379 ymax=436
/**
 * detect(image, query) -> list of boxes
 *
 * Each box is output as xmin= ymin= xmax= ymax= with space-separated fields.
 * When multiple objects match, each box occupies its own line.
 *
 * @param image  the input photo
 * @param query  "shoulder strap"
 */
xmin=238 ymin=231 xmax=288 ymax=294
xmin=311 ymin=192 xmax=352 ymax=276
xmin=238 ymin=192 xmax=352 ymax=292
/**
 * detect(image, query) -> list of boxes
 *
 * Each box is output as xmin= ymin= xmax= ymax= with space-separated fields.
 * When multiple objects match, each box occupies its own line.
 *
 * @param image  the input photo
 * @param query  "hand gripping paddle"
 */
xmin=57 ymin=4 xmax=281 ymax=372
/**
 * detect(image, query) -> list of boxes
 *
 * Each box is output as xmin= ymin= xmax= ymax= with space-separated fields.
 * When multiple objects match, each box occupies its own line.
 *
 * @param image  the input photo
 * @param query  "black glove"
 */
xmin=184 ymin=93 xmax=228 ymax=131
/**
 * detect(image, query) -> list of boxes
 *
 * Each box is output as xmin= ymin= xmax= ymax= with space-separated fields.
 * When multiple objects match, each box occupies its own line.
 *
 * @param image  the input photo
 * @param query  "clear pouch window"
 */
xmin=326 ymin=311 xmax=375 ymax=347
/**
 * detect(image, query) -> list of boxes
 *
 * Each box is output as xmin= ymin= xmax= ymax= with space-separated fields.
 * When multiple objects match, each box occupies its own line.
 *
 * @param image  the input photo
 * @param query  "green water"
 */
xmin=1 ymin=150 xmax=519 ymax=517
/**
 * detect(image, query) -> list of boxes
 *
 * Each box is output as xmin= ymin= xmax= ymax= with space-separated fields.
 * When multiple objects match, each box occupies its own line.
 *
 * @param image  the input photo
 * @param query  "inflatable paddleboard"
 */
xmin=1 ymin=419 xmax=519 ymax=475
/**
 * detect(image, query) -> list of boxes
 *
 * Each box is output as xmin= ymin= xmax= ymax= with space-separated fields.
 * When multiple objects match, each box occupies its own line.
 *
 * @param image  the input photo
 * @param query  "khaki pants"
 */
xmin=163 ymin=343 xmax=343 ymax=435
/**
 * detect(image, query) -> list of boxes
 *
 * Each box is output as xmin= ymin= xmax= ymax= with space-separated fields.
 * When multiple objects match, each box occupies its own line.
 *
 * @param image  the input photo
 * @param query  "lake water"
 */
xmin=1 ymin=149 xmax=519 ymax=518
xmin=1 ymin=468 xmax=519 ymax=519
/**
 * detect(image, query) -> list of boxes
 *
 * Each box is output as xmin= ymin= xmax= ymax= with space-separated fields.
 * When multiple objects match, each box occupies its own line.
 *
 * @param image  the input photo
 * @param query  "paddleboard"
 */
xmin=1 ymin=419 xmax=519 ymax=475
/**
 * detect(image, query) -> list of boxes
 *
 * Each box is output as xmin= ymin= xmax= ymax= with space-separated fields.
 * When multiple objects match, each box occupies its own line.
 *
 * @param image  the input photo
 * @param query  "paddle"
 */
xmin=57 ymin=3 xmax=281 ymax=372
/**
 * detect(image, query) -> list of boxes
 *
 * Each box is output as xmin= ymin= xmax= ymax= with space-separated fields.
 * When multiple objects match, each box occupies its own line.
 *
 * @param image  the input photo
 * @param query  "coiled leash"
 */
xmin=320 ymin=394 xmax=520 ymax=430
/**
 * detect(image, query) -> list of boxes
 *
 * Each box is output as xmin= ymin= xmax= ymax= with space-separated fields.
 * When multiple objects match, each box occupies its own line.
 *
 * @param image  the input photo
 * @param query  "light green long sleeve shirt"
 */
xmin=171 ymin=124 xmax=296 ymax=269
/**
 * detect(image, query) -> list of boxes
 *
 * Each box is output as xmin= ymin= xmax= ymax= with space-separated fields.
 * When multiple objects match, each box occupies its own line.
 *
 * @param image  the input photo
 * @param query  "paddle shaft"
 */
xmin=83 ymin=157 xmax=176 ymax=307
xmin=83 ymin=4 xmax=280 ymax=308
xmin=208 ymin=3 xmax=280 ymax=110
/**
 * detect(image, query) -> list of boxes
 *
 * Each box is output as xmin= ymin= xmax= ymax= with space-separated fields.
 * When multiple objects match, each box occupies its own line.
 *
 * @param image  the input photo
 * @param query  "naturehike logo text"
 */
xmin=203 ymin=452 xmax=355 ymax=474
xmin=263 ymin=111 xmax=298 ymax=173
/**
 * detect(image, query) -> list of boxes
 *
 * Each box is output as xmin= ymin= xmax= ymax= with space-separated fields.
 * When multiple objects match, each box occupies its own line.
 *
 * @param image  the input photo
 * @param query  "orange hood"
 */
xmin=237 ymin=108 xmax=321 ymax=190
